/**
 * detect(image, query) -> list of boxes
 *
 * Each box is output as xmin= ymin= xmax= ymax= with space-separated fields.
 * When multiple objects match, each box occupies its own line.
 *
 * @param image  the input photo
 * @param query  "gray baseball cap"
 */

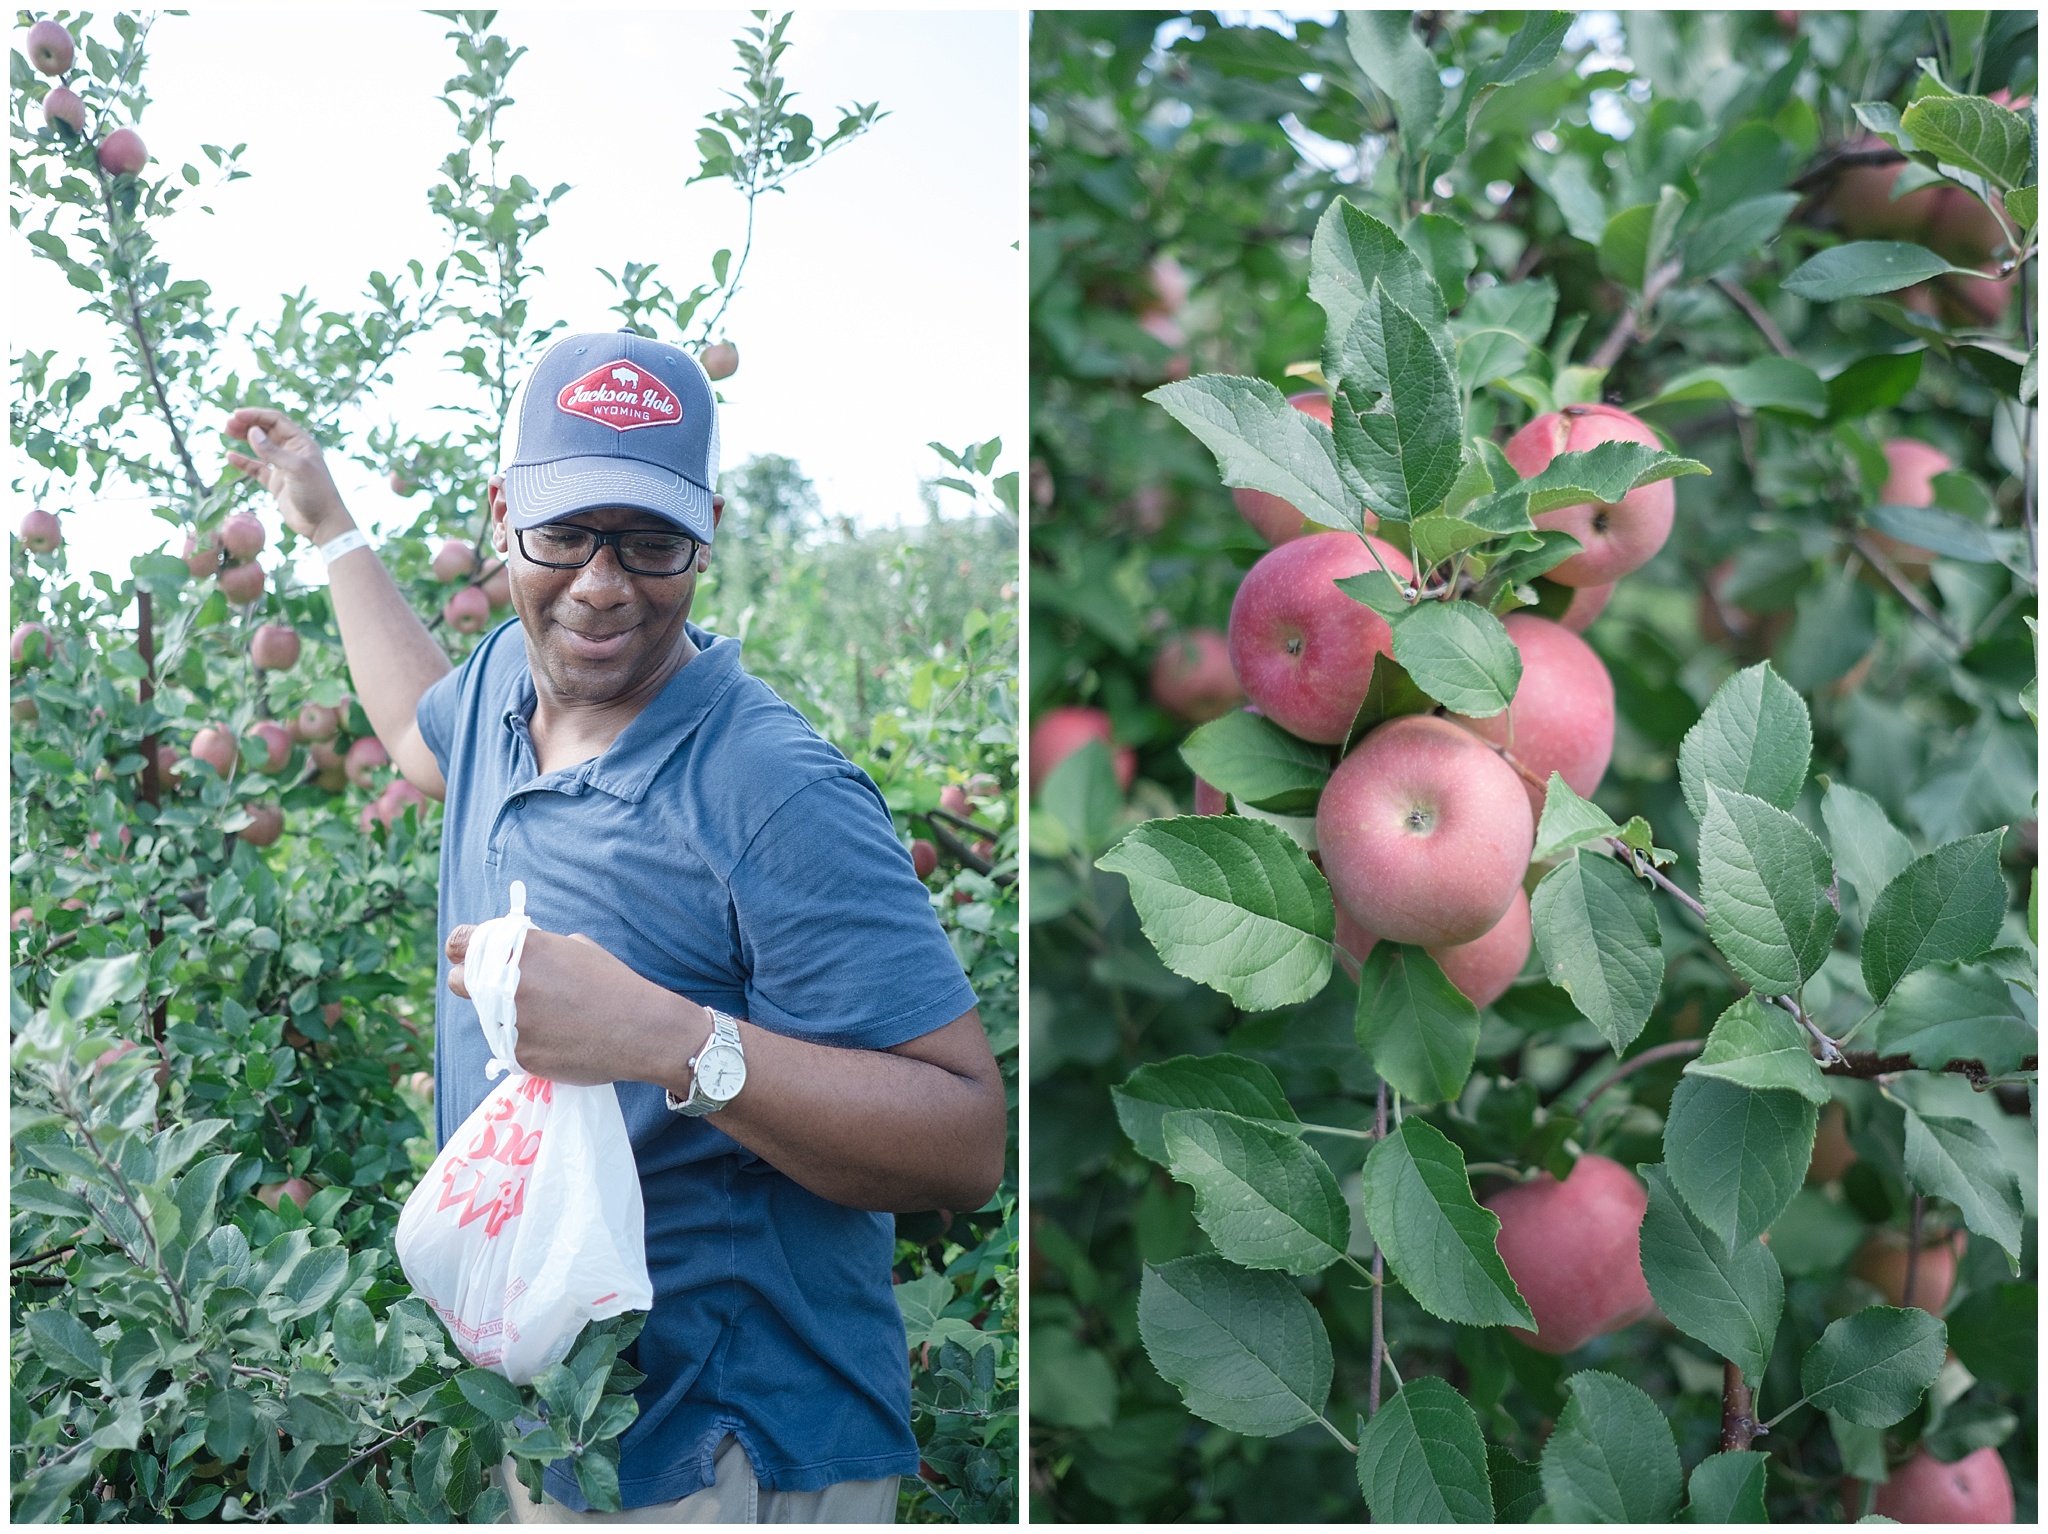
xmin=499 ymin=330 xmax=721 ymax=542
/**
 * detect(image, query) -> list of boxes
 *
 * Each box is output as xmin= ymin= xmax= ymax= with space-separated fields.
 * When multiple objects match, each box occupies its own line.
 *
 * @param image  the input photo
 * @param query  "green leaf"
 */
xmin=1347 ymin=10 xmax=1445 ymax=150
xmin=1407 ymin=511 xmax=1497 ymax=569
xmin=1779 ymin=570 xmax=1877 ymax=692
xmin=1138 ymin=1255 xmax=1332 ymax=1437
xmin=893 ymin=1272 xmax=953 ymax=1349
xmin=47 ymin=951 xmax=147 ymax=1026
xmin=2006 ymin=184 xmax=2037 ymax=231
xmin=1514 ymin=441 xmax=1708 ymax=517
xmin=1663 ymin=1077 xmax=1817 ymax=1251
xmin=1539 ymin=1371 xmax=1682 ymax=1523
xmin=1699 ymin=786 xmax=1839 ymax=993
xmin=1866 ymin=503 xmax=2003 ymax=562
xmin=1328 ymin=288 xmax=1464 ymax=522
xmin=1899 ymin=94 xmax=2034 ymax=191
xmin=1163 ymin=1109 xmax=1348 ymax=1275
xmin=1488 ymin=1445 xmax=1547 ymax=1522
xmin=1355 ymin=1376 xmax=1494 ymax=1522
xmin=1783 ymin=241 xmax=1962 ymax=300
xmin=1861 ymin=831 xmax=2008 ymax=1001
xmin=330 ymin=1296 xmax=379 ymax=1369
xmin=25 ymin=1308 xmax=103 ymax=1380
xmin=1800 ymin=1306 xmax=1948 ymax=1426
xmin=1822 ymin=783 xmax=1916 ymax=912
xmin=1900 ymin=1105 xmax=2025 ymax=1261
xmin=1533 ymin=773 xmax=1623 ymax=863
xmin=1309 ymin=197 xmax=1449 ymax=348
xmin=1387 ymin=599 xmax=1522 ymax=717
xmin=1637 ymin=1164 xmax=1784 ymax=1379
xmin=1113 ymin=1053 xmax=1303 ymax=1166
xmin=1945 ymin=1282 xmax=2036 ymax=1394
xmin=1684 ymin=1451 xmax=1769 ymax=1522
xmin=1343 ymin=650 xmax=1435 ymax=749
xmin=1037 ymin=738 xmax=1122 ymax=859
xmin=1530 ymin=852 xmax=1663 ymax=1053
xmin=1685 ymin=995 xmax=1829 ymax=1105
xmin=1634 ymin=357 xmax=1827 ymax=418
xmin=1359 ymin=1118 xmax=1534 ymax=1328
xmin=1355 ymin=944 xmax=1481 ymax=1105
xmin=1826 ymin=351 xmax=1926 ymax=420
xmin=1876 ymin=962 xmax=2036 ymax=1077
xmin=1679 ymin=663 xmax=1811 ymax=825
xmin=272 ymin=1245 xmax=350 ymax=1321
xmin=1179 ymin=708 xmax=1331 ymax=815
xmin=1096 ymin=816 xmax=1334 ymax=1011
xmin=1600 ymin=186 xmax=1688 ymax=290
xmin=1683 ymin=193 xmax=1800 ymax=278
xmin=1148 ymin=374 xmax=1361 ymax=533
xmin=456 ymin=1368 xmax=527 ymax=1424
xmin=1453 ymin=278 xmax=1558 ymax=391
xmin=1402 ymin=214 xmax=1478 ymax=303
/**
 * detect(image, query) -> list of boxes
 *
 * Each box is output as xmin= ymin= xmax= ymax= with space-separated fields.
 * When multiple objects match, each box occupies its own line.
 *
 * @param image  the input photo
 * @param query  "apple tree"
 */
xmin=11 ymin=10 xmax=1014 ymax=1524
xmin=1030 ymin=11 xmax=2035 ymax=1522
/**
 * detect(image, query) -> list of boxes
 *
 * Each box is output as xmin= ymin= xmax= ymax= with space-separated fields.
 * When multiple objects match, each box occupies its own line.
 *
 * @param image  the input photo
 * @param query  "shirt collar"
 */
xmin=496 ymin=622 xmax=742 ymax=805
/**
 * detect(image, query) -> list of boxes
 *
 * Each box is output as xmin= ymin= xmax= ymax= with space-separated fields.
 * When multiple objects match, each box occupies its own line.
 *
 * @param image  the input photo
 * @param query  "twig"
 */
xmin=1848 ymin=536 xmax=1966 ymax=646
xmin=1721 ymin=1359 xmax=1764 ymax=1451
xmin=1580 ymin=1039 xmax=1706 ymax=1111
xmin=1712 ymin=276 xmax=1798 ymax=359
xmin=1607 ymin=839 xmax=1705 ymax=920
xmin=1787 ymin=144 xmax=1904 ymax=195
xmin=1368 ymin=1080 xmax=1389 ymax=1420
xmin=1822 ymin=1052 xmax=2034 ymax=1085
xmin=1589 ymin=259 xmax=1684 ymax=372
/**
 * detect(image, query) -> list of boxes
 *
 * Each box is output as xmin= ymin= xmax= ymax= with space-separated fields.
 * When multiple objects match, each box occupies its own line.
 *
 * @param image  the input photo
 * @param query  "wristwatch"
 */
xmin=667 ymin=1008 xmax=745 ymax=1116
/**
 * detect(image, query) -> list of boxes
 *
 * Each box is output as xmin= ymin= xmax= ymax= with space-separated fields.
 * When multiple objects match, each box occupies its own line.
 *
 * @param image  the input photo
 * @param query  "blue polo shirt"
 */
xmin=415 ymin=618 xmax=978 ymax=1510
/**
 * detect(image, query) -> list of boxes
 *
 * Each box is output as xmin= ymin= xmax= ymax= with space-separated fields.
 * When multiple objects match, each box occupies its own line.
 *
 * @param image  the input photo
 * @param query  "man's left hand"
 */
xmin=445 ymin=924 xmax=693 ymax=1087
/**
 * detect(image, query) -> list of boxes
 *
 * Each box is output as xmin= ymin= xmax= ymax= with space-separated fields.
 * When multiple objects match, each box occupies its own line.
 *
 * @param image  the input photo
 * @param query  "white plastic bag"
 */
xmin=396 ymin=881 xmax=653 ymax=1383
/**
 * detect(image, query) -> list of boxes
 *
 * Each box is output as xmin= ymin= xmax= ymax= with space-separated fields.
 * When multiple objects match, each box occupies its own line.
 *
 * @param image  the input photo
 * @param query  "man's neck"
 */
xmin=527 ymin=628 xmax=701 ymax=774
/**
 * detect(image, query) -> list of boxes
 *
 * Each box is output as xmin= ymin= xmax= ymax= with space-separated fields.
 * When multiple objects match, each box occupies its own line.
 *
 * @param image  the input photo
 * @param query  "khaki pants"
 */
xmin=496 ymin=1435 xmax=899 ymax=1524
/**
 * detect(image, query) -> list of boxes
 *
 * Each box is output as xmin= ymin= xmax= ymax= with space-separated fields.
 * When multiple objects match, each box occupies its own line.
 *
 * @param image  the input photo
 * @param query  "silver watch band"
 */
xmin=667 ymin=1008 xmax=743 ymax=1115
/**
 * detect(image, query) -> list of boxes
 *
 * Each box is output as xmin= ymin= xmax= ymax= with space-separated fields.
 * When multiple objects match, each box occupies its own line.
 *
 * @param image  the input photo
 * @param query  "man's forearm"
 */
xmin=318 ymin=524 xmax=452 ymax=785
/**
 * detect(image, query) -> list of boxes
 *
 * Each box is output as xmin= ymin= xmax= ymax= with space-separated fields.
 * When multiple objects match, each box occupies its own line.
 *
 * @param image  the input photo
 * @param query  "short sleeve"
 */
xmin=729 ymin=772 xmax=978 ymax=1049
xmin=415 ymin=668 xmax=461 ymax=777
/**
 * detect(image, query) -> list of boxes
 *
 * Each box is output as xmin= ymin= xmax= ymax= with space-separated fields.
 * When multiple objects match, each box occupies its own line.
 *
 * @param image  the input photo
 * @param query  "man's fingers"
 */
xmin=447 ymin=962 xmax=469 ymax=1000
xmin=446 ymin=924 xmax=475 ymax=962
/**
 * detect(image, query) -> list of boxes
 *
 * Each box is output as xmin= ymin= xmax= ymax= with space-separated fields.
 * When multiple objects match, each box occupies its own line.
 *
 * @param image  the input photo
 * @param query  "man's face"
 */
xmin=488 ymin=481 xmax=724 ymax=706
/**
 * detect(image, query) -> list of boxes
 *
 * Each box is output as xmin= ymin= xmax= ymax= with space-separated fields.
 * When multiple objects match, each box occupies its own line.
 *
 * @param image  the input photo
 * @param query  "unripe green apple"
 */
xmin=27 ymin=18 xmax=74 ymax=74
xmin=217 ymin=560 xmax=265 ymax=605
xmin=250 ymin=623 xmax=300 ymax=671
xmin=1029 ymin=706 xmax=1134 ymax=796
xmin=701 ymin=342 xmax=739 ymax=381
xmin=42 ymin=85 xmax=83 ymax=133
xmin=1227 ymin=530 xmax=1413 ymax=744
xmin=246 ymin=720 xmax=292 ymax=774
xmin=237 ymin=803 xmax=284 ymax=847
xmin=1483 ymin=1153 xmax=1655 ymax=1354
xmin=1871 ymin=1446 xmax=2014 ymax=1523
xmin=1504 ymin=404 xmax=1675 ymax=586
xmin=1453 ymin=612 xmax=1614 ymax=820
xmin=1316 ymin=714 xmax=1533 ymax=947
xmin=96 ymin=126 xmax=148 ymax=177
xmin=1151 ymin=627 xmax=1244 ymax=723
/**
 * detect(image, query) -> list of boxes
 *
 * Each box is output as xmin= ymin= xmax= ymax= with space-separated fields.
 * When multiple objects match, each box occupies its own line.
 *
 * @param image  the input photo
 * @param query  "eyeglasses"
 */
xmin=515 ymin=523 xmax=701 ymax=577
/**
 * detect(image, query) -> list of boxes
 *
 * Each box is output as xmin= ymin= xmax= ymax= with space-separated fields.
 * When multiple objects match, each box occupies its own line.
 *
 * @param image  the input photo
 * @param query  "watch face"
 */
xmin=695 ymin=1044 xmax=745 ymax=1101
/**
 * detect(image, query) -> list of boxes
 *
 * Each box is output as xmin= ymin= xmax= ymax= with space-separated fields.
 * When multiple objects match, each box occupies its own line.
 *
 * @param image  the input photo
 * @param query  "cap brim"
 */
xmin=505 ymin=457 xmax=715 ymax=542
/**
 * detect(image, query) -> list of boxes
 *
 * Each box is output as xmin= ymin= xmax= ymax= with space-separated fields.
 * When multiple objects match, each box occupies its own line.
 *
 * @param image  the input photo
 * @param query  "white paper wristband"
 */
xmin=318 ymin=528 xmax=371 ymax=566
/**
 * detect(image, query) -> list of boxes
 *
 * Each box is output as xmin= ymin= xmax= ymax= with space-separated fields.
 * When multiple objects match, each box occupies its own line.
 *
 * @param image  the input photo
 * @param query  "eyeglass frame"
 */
xmin=512 ymin=521 xmax=703 ymax=578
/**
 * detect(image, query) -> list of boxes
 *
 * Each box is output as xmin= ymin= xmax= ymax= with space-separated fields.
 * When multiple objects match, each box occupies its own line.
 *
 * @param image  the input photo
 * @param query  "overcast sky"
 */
xmin=12 ymin=9 xmax=1024 ymax=582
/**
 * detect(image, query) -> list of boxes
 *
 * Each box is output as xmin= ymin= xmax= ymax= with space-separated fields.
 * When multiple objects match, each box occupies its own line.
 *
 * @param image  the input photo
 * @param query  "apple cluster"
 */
xmin=24 ymin=17 xmax=149 ymax=179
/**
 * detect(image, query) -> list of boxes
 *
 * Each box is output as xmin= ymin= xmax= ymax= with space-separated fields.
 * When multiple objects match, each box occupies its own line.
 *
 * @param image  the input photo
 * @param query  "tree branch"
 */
xmin=1580 ymin=1039 xmax=1706 ymax=1111
xmin=1823 ymin=1052 xmax=2035 ymax=1085
xmin=1848 ymin=535 xmax=1966 ymax=646
xmin=1721 ymin=1359 xmax=1763 ymax=1451
xmin=1712 ymin=275 xmax=1798 ymax=359
xmin=1368 ymin=1079 xmax=1389 ymax=1420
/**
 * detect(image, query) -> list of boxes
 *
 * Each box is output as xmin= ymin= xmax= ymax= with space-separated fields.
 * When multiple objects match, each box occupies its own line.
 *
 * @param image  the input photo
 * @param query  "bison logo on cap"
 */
xmin=556 ymin=361 xmax=681 ymax=432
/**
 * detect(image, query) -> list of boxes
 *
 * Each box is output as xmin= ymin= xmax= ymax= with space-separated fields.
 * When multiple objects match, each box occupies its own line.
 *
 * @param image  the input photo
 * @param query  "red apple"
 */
xmin=182 ymin=532 xmax=220 ymax=578
xmin=431 ymin=538 xmax=477 ymax=583
xmin=11 ymin=622 xmax=50 ymax=667
xmin=700 ymin=342 xmax=739 ymax=381
xmin=1806 ymin=1100 xmax=1858 ymax=1184
xmin=11 ymin=906 xmax=32 ymax=930
xmin=481 ymin=561 xmax=512 ymax=611
xmin=390 ymin=470 xmax=418 ymax=497
xmin=1337 ymin=885 xmax=1533 ymax=1009
xmin=189 ymin=725 xmax=237 ymax=778
xmin=1227 ymin=530 xmax=1413 ymax=744
xmin=155 ymin=744 xmax=181 ymax=782
xmin=1484 ymin=1153 xmax=1655 ymax=1354
xmin=237 ymin=803 xmax=284 ymax=847
xmin=965 ymin=773 xmax=1000 ymax=801
xmin=255 ymin=1177 xmax=316 ymax=1213
xmin=27 ymin=18 xmax=74 ymax=75
xmin=911 ymin=839 xmax=939 ymax=880
xmin=42 ymin=85 xmax=83 ymax=133
xmin=218 ymin=512 xmax=265 ymax=561
xmin=1872 ymin=1446 xmax=2014 ymax=1523
xmin=344 ymin=735 xmax=388 ymax=789
xmin=1151 ymin=627 xmax=1245 ymax=723
xmin=443 ymin=585 xmax=490 ymax=633
xmin=1229 ymin=393 xmax=1364 ymax=545
xmin=1880 ymin=438 xmax=1953 ymax=508
xmin=308 ymin=738 xmax=345 ymax=773
xmin=407 ymin=1070 xmax=436 ymax=1101
xmin=217 ymin=560 xmax=265 ymax=605
xmin=1193 ymin=777 xmax=1228 ymax=815
xmin=1504 ymin=404 xmax=1675 ymax=586
xmin=294 ymin=703 xmax=340 ymax=742
xmin=1452 ymin=612 xmax=1614 ymax=820
xmin=1317 ymin=713 xmax=1533 ymax=947
xmin=95 ymin=126 xmax=147 ymax=177
xmin=939 ymin=785 xmax=972 ymax=818
xmin=323 ymin=1001 xmax=344 ymax=1025
xmin=1558 ymin=582 xmax=1611 ymax=633
xmin=245 ymin=720 xmax=292 ymax=774
xmin=14 ymin=696 xmax=40 ymax=723
xmin=1853 ymin=1229 xmax=1967 ymax=1316
xmin=1029 ymin=706 xmax=1136 ymax=796
xmin=19 ymin=509 xmax=62 ymax=553
xmin=87 ymin=826 xmax=131 ymax=856
xmin=249 ymin=623 xmax=300 ymax=671
xmin=362 ymin=776 xmax=427 ymax=831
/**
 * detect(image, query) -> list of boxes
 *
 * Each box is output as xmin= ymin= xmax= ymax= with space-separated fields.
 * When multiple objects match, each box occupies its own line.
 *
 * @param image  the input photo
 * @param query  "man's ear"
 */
xmin=488 ymin=475 xmax=510 ymax=551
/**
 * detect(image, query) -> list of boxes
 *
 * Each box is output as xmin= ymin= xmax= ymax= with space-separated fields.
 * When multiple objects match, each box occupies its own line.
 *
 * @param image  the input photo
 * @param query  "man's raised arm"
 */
xmin=224 ymin=408 xmax=451 ymax=799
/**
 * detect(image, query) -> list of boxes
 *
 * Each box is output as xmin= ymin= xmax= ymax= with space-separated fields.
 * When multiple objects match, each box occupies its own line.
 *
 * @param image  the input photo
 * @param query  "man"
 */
xmin=222 ymin=330 xmax=1005 ymax=1523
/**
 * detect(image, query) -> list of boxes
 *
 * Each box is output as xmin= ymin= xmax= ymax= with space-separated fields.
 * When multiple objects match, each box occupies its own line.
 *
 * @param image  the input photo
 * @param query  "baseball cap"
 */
xmin=499 ymin=330 xmax=722 ymax=542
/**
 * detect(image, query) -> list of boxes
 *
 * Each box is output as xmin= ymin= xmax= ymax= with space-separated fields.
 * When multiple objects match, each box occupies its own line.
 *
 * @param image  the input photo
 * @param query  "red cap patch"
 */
xmin=555 ymin=361 xmax=683 ymax=432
